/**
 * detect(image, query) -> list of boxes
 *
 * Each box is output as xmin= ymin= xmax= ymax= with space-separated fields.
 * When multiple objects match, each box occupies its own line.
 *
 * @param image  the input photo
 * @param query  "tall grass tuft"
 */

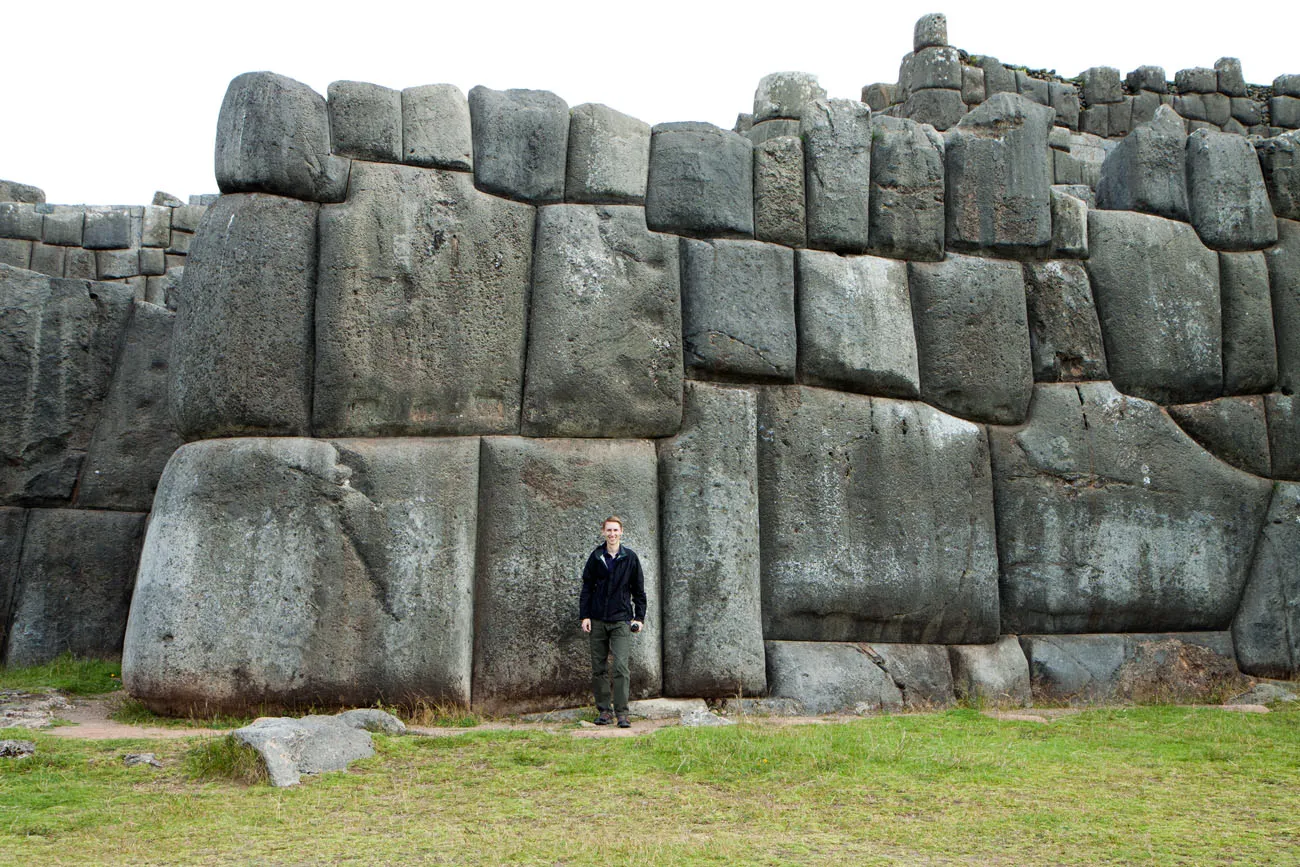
xmin=182 ymin=735 xmax=268 ymax=785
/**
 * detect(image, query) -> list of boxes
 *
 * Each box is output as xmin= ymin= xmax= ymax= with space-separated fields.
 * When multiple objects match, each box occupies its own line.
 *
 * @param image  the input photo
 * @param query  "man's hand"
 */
xmin=631 ymin=620 xmax=643 ymax=633
xmin=581 ymin=618 xmax=591 ymax=633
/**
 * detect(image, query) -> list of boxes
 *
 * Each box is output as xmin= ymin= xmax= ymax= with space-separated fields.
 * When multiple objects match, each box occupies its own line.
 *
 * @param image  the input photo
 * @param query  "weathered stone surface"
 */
xmin=0 ymin=267 xmax=134 ymax=505
xmin=122 ymin=437 xmax=480 ymax=712
xmin=215 ymin=72 xmax=349 ymax=203
xmin=5 ymin=509 xmax=144 ymax=666
xmin=1174 ymin=93 xmax=1207 ymax=122
xmin=752 ymin=72 xmax=825 ymax=122
xmin=798 ymin=251 xmax=919 ymax=398
xmin=140 ymin=206 xmax=170 ymax=248
xmin=1016 ymin=71 xmax=1050 ymax=106
xmin=522 ymin=205 xmax=680 ymax=437
xmin=905 ymin=47 xmax=962 ymax=91
xmin=681 ymin=238 xmax=794 ymax=381
xmin=659 ymin=383 xmax=764 ymax=697
xmin=1233 ymin=482 xmax=1300 ymax=676
xmin=1232 ymin=97 xmax=1264 ymax=126
xmin=765 ymin=641 xmax=902 ymax=714
xmin=1021 ymin=632 xmax=1239 ymax=702
xmin=1186 ymin=129 xmax=1277 ymax=251
xmin=862 ymin=643 xmax=955 ymax=708
xmin=975 ymin=57 xmax=1016 ymax=96
xmin=234 ymin=715 xmax=376 ymax=787
xmin=328 ymin=80 xmax=402 ymax=163
xmin=753 ymin=136 xmax=805 ymax=247
xmin=897 ymin=87 xmax=966 ymax=132
xmin=0 ymin=203 xmax=42 ymax=240
xmin=41 ymin=206 xmax=84 ymax=247
xmin=990 ymin=382 xmax=1273 ymax=633
xmin=1127 ymin=66 xmax=1168 ymax=94
xmin=868 ymin=115 xmax=944 ymax=261
xmin=1050 ymin=186 xmax=1088 ymax=257
xmin=565 ymin=103 xmax=650 ymax=205
xmin=0 ymin=508 xmax=27 ymax=653
xmin=0 ymin=239 xmax=30 ymax=269
xmin=335 ymin=708 xmax=406 ymax=735
xmin=63 ymin=248 xmax=93 ymax=280
xmin=1266 ymin=394 xmax=1300 ymax=481
xmin=1079 ymin=106 xmax=1108 ymax=138
xmin=861 ymin=83 xmax=895 ymax=113
xmin=646 ymin=122 xmax=753 ymax=237
xmin=468 ymin=86 xmax=569 ymax=203
xmin=746 ymin=119 xmax=801 ymax=146
xmin=962 ymin=66 xmax=985 ymax=106
xmin=1086 ymin=209 xmax=1222 ymax=404
xmin=1176 ymin=67 xmax=1217 ymax=94
xmin=1167 ymin=396 xmax=1270 ymax=477
xmin=95 ymin=249 xmax=140 ymax=280
xmin=802 ymin=99 xmax=872 ymax=252
xmin=1130 ymin=91 xmax=1161 ymax=127
xmin=1274 ymin=97 xmax=1300 ymax=130
xmin=1213 ymin=58 xmax=1246 ymax=97
xmin=473 ymin=437 xmax=659 ymax=713
xmin=82 ymin=207 xmax=133 ymax=250
xmin=171 ymin=193 xmax=317 ymax=439
xmin=1023 ymin=260 xmax=1108 ymax=382
xmin=913 ymin=12 xmax=947 ymax=51
xmin=1202 ymin=93 xmax=1231 ymax=128
xmin=316 ymin=164 xmax=533 ymax=437
xmin=908 ymin=253 xmax=1032 ymax=424
xmin=1268 ymin=220 xmax=1300 ymax=395
xmin=1276 ymin=75 xmax=1300 ymax=98
xmin=1219 ymin=251 xmax=1278 ymax=394
xmin=948 ymin=636 xmax=1031 ymax=707
xmin=758 ymin=386 xmax=999 ymax=644
xmin=401 ymin=84 xmax=473 ymax=171
xmin=945 ymin=93 xmax=1054 ymax=254
xmin=1096 ymin=106 xmax=1189 ymax=220
xmin=28 ymin=244 xmax=65 ymax=279
xmin=76 ymin=302 xmax=183 ymax=510
xmin=0 ymin=180 xmax=44 ymax=204
xmin=1255 ymin=131 xmax=1300 ymax=220
xmin=1083 ymin=67 xmax=1123 ymax=104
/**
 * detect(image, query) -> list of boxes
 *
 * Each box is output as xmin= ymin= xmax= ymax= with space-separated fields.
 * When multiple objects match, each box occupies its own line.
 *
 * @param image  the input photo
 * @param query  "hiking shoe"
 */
xmin=594 ymin=710 xmax=614 ymax=725
xmin=617 ymin=714 xmax=631 ymax=728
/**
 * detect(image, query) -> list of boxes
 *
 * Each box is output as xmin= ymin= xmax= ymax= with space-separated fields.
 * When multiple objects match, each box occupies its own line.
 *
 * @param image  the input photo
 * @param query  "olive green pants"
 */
xmin=589 ymin=619 xmax=631 ymax=713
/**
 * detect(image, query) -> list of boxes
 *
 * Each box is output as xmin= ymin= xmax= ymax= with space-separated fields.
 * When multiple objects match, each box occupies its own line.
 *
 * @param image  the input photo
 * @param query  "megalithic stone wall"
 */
xmin=13 ymin=12 xmax=1287 ymax=711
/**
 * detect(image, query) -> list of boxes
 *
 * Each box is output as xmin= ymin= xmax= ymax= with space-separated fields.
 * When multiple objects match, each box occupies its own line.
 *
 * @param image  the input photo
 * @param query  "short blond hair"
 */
xmin=602 ymin=515 xmax=624 ymax=530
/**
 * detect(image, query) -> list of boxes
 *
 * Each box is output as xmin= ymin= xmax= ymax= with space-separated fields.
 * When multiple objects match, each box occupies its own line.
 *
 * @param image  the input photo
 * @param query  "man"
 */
xmin=579 ymin=515 xmax=646 ymax=728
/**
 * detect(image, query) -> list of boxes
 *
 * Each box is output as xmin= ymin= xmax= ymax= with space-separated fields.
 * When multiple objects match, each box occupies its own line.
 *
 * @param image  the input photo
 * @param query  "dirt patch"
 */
xmin=45 ymin=695 xmax=223 ymax=740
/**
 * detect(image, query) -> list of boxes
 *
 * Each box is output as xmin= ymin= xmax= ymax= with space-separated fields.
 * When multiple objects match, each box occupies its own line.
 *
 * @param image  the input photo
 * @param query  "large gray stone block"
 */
xmin=1096 ymin=106 xmax=1189 ymax=221
xmin=468 ymin=86 xmax=569 ymax=203
xmin=913 ymin=13 xmax=947 ymax=51
xmin=1021 ymin=632 xmax=1238 ymax=703
xmin=1267 ymin=219 xmax=1300 ymax=395
xmin=948 ymin=636 xmax=1031 ymax=707
xmin=646 ymin=122 xmax=753 ymax=237
xmin=565 ymin=103 xmax=650 ymax=205
xmin=0 ymin=508 xmax=27 ymax=654
xmin=328 ymin=80 xmax=402 ymax=163
xmin=82 ymin=207 xmax=133 ymax=250
xmin=757 ymin=385 xmax=999 ymax=644
xmin=0 ymin=180 xmax=44 ymax=204
xmin=1273 ymin=96 xmax=1300 ymax=130
xmin=753 ymin=136 xmax=805 ymax=247
xmin=1023 ymin=260 xmax=1108 ymax=382
xmin=1050 ymin=186 xmax=1088 ymax=257
xmin=1086 ymin=209 xmax=1222 ymax=404
xmin=896 ymin=87 xmax=967 ymax=132
xmin=868 ymin=115 xmax=945 ymax=261
xmin=802 ymin=99 xmax=872 ymax=252
xmin=171 ymin=193 xmax=317 ymax=439
xmin=5 ymin=509 xmax=145 ymax=667
xmin=1255 ymin=131 xmax=1300 ymax=220
xmin=0 ymin=203 xmax=42 ymax=241
xmin=1266 ymin=394 xmax=1300 ymax=481
xmin=401 ymin=84 xmax=473 ymax=171
xmin=990 ymin=382 xmax=1272 ymax=633
xmin=1219 ymin=251 xmax=1278 ymax=395
xmin=315 ymin=163 xmax=534 ymax=437
xmin=41 ymin=205 xmax=84 ymax=247
xmin=521 ymin=205 xmax=681 ymax=437
xmin=681 ymin=238 xmax=794 ymax=381
xmin=659 ymin=383 xmax=764 ymax=697
xmin=765 ymin=641 xmax=903 ymax=714
xmin=1127 ymin=66 xmax=1168 ymax=94
xmin=1215 ymin=58 xmax=1247 ymax=97
xmin=1082 ymin=67 xmax=1123 ymax=104
xmin=1167 ymin=395 xmax=1270 ymax=477
xmin=945 ymin=93 xmax=1054 ymax=254
xmin=908 ymin=254 xmax=1033 ymax=424
xmin=863 ymin=643 xmax=955 ymax=708
xmin=0 ymin=267 xmax=134 ymax=505
xmin=1233 ymin=482 xmax=1300 ymax=676
xmin=903 ymin=47 xmax=962 ymax=92
xmin=215 ymin=72 xmax=349 ymax=203
xmin=75 ymin=302 xmax=183 ymax=511
xmin=752 ymin=72 xmax=826 ymax=122
xmin=122 ymin=437 xmax=480 ymax=713
xmin=1186 ymin=129 xmax=1278 ymax=251
xmin=473 ymin=437 xmax=660 ymax=713
xmin=797 ymin=250 xmax=919 ymax=398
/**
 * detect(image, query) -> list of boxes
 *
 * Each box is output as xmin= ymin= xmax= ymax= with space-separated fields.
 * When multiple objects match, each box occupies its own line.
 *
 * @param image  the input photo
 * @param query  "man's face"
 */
xmin=603 ymin=521 xmax=622 ymax=548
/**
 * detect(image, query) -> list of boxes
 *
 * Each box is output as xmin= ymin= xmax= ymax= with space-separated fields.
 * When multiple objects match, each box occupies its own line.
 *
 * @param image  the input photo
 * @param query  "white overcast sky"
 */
xmin=4 ymin=1 xmax=1298 ymax=206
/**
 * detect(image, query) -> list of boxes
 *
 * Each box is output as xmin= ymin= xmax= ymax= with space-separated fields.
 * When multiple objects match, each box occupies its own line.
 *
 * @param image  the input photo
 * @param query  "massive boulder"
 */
xmin=945 ymin=93 xmax=1054 ymax=255
xmin=990 ymin=382 xmax=1272 ymax=634
xmin=473 ymin=437 xmax=660 ymax=713
xmin=315 ymin=164 xmax=534 ymax=437
xmin=5 ymin=509 xmax=145 ymax=667
xmin=801 ymin=99 xmax=872 ymax=253
xmin=0 ymin=266 xmax=134 ymax=505
xmin=757 ymin=385 xmax=999 ymax=644
xmin=797 ymin=250 xmax=919 ymax=398
xmin=1023 ymin=261 xmax=1108 ymax=382
xmin=658 ymin=383 xmax=765 ymax=697
xmin=122 ymin=437 xmax=480 ymax=713
xmin=1096 ymin=106 xmax=1189 ymax=221
xmin=521 ymin=205 xmax=681 ymax=437
xmin=908 ymin=253 xmax=1033 ymax=424
xmin=401 ymin=84 xmax=473 ymax=171
xmin=327 ymin=80 xmax=402 ymax=163
xmin=1185 ymin=129 xmax=1277 ymax=251
xmin=752 ymin=135 xmax=805 ymax=248
xmin=646 ymin=122 xmax=753 ymax=238
xmin=215 ymin=72 xmax=349 ymax=203
xmin=868 ymin=115 xmax=945 ymax=261
xmin=1232 ymin=482 xmax=1300 ymax=676
xmin=765 ymin=641 xmax=904 ymax=714
xmin=1086 ymin=210 xmax=1222 ymax=405
xmin=467 ymin=87 xmax=569 ymax=203
xmin=171 ymin=193 xmax=318 ymax=439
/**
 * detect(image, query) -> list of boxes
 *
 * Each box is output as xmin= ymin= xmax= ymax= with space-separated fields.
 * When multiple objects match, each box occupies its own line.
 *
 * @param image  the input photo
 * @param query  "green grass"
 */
xmin=182 ymin=735 xmax=266 ymax=785
xmin=0 ymin=703 xmax=1296 ymax=865
xmin=108 ymin=698 xmax=254 ymax=731
xmin=0 ymin=654 xmax=122 ymax=696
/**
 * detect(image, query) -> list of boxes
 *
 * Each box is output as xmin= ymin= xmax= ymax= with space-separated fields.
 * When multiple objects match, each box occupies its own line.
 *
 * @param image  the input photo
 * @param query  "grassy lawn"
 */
xmin=1 ymin=701 xmax=1297 ymax=865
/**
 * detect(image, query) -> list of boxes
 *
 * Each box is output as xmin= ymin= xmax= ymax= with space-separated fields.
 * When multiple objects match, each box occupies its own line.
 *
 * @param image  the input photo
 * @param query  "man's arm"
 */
xmin=629 ymin=552 xmax=647 ymax=623
xmin=578 ymin=552 xmax=595 ymax=622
